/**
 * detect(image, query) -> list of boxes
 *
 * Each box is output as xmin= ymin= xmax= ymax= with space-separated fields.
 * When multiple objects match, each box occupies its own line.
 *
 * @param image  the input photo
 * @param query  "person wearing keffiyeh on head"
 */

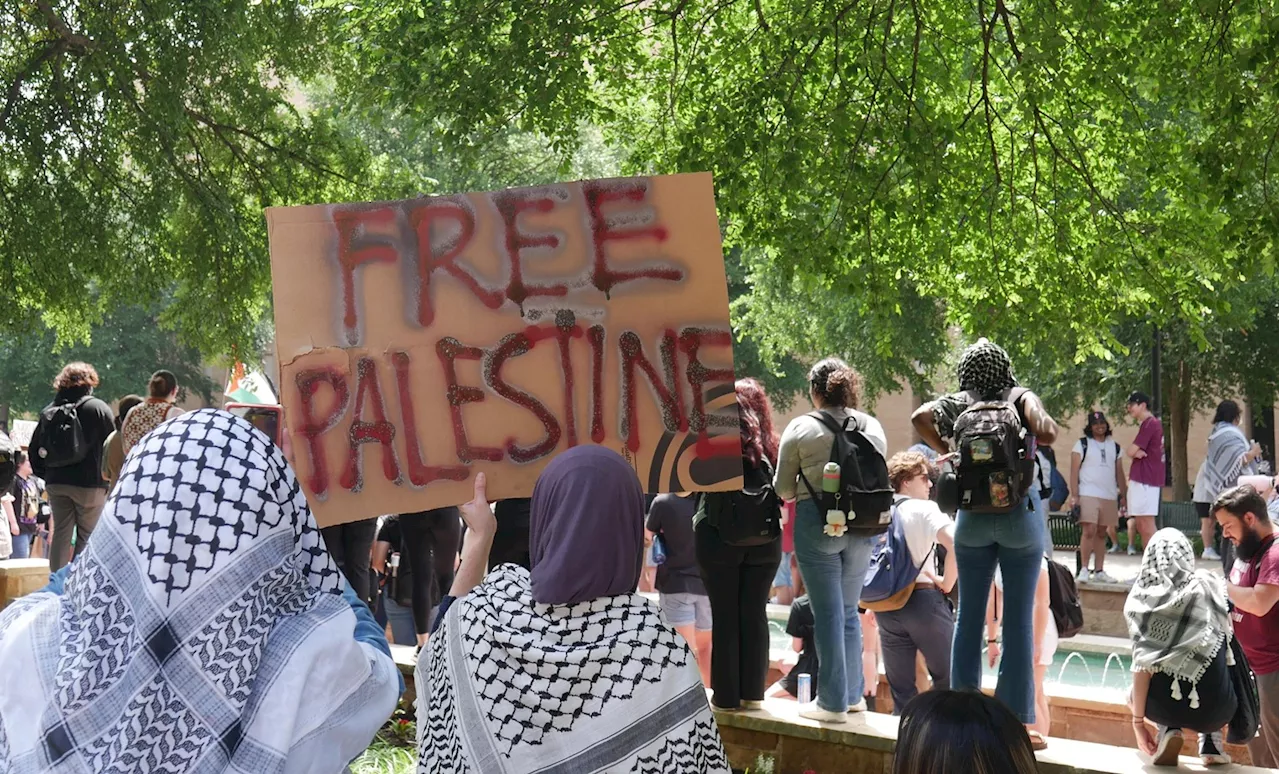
xmin=1125 ymin=529 xmax=1237 ymax=766
xmin=417 ymin=445 xmax=730 ymax=774
xmin=0 ymin=409 xmax=401 ymax=774
xmin=911 ymin=338 xmax=1060 ymax=749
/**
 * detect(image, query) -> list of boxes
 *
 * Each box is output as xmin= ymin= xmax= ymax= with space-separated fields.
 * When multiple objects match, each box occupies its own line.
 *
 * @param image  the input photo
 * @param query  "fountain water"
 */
xmin=1101 ymin=653 xmax=1129 ymax=691
xmin=1054 ymin=651 xmax=1094 ymax=686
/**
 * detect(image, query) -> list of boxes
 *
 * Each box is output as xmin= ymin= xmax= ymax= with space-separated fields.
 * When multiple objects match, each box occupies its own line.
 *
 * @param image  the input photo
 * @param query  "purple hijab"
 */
xmin=529 ymin=446 xmax=646 ymax=605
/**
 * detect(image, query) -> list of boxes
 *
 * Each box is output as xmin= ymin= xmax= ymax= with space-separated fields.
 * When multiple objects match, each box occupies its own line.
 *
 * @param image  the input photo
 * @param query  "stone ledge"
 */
xmin=715 ymin=698 xmax=1270 ymax=774
xmin=1 ymin=558 xmax=50 ymax=609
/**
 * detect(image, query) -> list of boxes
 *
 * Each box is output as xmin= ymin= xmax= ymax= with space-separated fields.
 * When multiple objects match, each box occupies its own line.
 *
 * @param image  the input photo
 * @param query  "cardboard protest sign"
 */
xmin=266 ymin=173 xmax=742 ymax=526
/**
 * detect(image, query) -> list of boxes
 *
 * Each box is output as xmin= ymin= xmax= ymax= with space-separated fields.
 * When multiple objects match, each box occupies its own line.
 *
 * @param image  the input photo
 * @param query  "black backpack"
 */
xmin=953 ymin=388 xmax=1035 ymax=513
xmin=37 ymin=396 xmax=92 ymax=468
xmin=700 ymin=457 xmax=782 ymax=547
xmin=799 ymin=411 xmax=893 ymax=535
xmin=1046 ymin=559 xmax=1083 ymax=638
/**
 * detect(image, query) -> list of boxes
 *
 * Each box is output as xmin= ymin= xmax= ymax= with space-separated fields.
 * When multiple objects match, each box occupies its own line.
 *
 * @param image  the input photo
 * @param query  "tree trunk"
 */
xmin=1165 ymin=358 xmax=1193 ymax=500
xmin=0 ymin=403 xmax=9 ymax=435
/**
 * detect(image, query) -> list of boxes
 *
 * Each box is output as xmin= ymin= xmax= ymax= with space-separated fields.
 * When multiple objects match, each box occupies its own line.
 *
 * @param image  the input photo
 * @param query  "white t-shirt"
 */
xmin=896 ymin=498 xmax=952 ymax=584
xmin=1073 ymin=437 xmax=1119 ymax=500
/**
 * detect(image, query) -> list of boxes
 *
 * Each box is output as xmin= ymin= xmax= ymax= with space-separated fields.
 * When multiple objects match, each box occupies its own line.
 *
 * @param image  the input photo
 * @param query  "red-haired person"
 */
xmin=694 ymin=378 xmax=784 ymax=710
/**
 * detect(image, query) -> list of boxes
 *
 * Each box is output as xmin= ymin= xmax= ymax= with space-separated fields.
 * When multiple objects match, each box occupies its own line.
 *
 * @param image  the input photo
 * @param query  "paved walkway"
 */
xmin=1051 ymin=547 xmax=1225 ymax=586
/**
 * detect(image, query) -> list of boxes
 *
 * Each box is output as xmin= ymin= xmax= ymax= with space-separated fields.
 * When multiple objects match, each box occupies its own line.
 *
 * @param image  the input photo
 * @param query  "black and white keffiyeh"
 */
xmin=1125 ymin=529 xmax=1233 ymax=707
xmin=417 ymin=563 xmax=730 ymax=774
xmin=0 ymin=409 xmax=397 ymax=774
xmin=957 ymin=338 xmax=1018 ymax=399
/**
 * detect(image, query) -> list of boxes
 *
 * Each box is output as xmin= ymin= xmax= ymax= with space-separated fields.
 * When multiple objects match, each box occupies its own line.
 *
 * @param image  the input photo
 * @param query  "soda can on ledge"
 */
xmin=797 ymin=673 xmax=812 ymax=705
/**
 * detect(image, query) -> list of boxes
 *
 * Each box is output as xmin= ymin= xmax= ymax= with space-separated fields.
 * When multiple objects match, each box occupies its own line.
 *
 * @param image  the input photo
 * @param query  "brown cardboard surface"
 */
xmin=266 ymin=173 xmax=741 ymax=526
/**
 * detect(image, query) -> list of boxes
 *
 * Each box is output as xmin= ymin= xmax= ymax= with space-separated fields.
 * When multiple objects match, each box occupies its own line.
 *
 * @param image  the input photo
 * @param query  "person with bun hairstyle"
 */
xmin=774 ymin=358 xmax=887 ymax=723
xmin=121 ymin=369 xmax=184 ymax=454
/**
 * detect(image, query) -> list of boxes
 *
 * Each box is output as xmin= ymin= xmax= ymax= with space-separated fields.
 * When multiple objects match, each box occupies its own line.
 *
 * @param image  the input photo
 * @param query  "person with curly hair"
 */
xmin=28 ymin=362 xmax=116 ymax=570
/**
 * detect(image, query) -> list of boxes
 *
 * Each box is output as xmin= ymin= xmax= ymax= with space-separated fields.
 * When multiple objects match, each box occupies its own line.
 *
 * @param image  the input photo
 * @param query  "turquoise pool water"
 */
xmin=768 ymin=619 xmax=1131 ymax=692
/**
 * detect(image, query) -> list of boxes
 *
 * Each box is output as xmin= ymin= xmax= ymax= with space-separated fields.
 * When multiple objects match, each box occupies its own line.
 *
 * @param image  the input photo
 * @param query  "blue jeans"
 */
xmin=10 ymin=532 xmax=31 ymax=559
xmin=950 ymin=496 xmax=1045 ymax=723
xmin=793 ymin=498 xmax=877 ymax=712
xmin=1031 ymin=488 xmax=1053 ymax=558
xmin=385 ymin=595 xmax=417 ymax=645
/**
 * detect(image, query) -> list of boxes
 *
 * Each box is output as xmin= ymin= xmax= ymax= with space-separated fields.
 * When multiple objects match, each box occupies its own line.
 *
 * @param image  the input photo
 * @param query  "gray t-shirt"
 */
xmin=774 ymin=408 xmax=888 ymax=502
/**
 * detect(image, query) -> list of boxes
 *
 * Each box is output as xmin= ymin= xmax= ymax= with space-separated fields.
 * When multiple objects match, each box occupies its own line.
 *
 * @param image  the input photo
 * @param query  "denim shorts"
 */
xmin=660 ymin=592 xmax=713 ymax=631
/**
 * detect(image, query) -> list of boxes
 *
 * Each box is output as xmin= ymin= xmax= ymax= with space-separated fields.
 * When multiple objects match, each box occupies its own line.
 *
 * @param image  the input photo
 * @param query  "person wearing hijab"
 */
xmin=0 ymin=410 xmax=401 ymax=774
xmin=416 ymin=446 xmax=730 ymax=774
xmin=911 ymin=339 xmax=1059 ymax=743
xmin=1125 ymin=529 xmax=1237 ymax=766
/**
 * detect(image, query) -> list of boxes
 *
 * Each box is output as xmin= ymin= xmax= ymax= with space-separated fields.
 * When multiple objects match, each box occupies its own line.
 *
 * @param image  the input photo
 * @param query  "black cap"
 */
xmin=1127 ymin=391 xmax=1152 ymax=407
xmin=1087 ymin=411 xmax=1107 ymax=425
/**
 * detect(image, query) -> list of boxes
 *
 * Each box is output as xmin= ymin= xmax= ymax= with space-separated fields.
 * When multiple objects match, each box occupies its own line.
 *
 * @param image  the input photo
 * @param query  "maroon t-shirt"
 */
xmin=1230 ymin=535 xmax=1279 ymax=674
xmin=1129 ymin=415 xmax=1166 ymax=488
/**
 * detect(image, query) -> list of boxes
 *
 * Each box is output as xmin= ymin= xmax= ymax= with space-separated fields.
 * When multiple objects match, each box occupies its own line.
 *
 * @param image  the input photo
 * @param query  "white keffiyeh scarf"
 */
xmin=417 ymin=564 xmax=730 ymax=774
xmin=0 ymin=409 xmax=398 ymax=774
xmin=1124 ymin=528 xmax=1233 ymax=707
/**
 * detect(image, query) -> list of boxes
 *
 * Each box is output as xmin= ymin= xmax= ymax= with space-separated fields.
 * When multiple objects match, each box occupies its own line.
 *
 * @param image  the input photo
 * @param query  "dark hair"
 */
xmin=149 ymin=370 xmax=178 ymax=399
xmin=1212 ymin=400 xmax=1241 ymax=426
xmin=53 ymin=362 xmax=99 ymax=390
xmin=808 ymin=357 xmax=861 ymax=409
xmin=894 ymin=691 xmax=1038 ymax=774
xmin=115 ymin=394 xmax=145 ymax=432
xmin=1212 ymin=484 xmax=1271 ymax=525
xmin=1126 ymin=391 xmax=1152 ymax=409
xmin=14 ymin=449 xmax=26 ymax=467
xmin=735 ymin=378 xmax=779 ymax=466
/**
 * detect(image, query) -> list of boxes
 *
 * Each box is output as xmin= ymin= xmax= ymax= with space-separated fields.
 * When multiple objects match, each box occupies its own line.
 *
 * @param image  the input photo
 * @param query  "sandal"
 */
xmin=1027 ymin=730 xmax=1049 ymax=751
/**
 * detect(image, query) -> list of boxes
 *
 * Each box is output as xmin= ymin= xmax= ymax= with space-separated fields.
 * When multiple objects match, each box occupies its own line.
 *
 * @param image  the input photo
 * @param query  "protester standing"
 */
xmin=694 ymin=377 xmax=782 ymax=709
xmin=372 ymin=514 xmax=418 ymax=645
xmin=120 ymin=369 xmax=184 ymax=454
xmin=1213 ymin=485 xmax=1279 ymax=768
xmin=874 ymin=451 xmax=958 ymax=714
xmin=912 ymin=339 xmax=1060 ymax=728
xmin=775 ymin=358 xmax=886 ymax=723
xmin=1124 ymin=391 xmax=1165 ymax=556
xmin=650 ymin=491 xmax=714 ymax=685
xmin=321 ymin=518 xmax=379 ymax=604
xmin=400 ymin=506 xmax=463 ymax=646
xmin=29 ymin=362 xmax=116 ymax=571
xmin=1193 ymin=400 xmax=1261 ymax=562
xmin=6 ymin=451 xmax=39 ymax=559
xmin=1067 ymin=411 xmax=1126 ymax=584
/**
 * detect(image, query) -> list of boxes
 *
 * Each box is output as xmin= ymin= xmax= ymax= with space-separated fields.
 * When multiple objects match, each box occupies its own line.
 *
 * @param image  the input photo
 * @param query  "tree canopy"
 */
xmin=1 ymin=0 xmax=1274 ymax=412
xmin=335 ymin=0 xmax=1277 ymax=373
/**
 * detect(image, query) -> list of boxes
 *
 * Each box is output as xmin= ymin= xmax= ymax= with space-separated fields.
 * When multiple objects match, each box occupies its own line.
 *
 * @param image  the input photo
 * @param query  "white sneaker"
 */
xmin=1153 ymin=726 xmax=1183 ymax=766
xmin=1107 ymin=544 xmax=1121 ymax=554
xmin=1202 ymin=546 xmax=1222 ymax=561
xmin=798 ymin=703 xmax=848 ymax=723
xmin=1127 ymin=544 xmax=1138 ymax=556
xmin=1091 ymin=570 xmax=1121 ymax=585
xmin=1076 ymin=568 xmax=1092 ymax=584
xmin=1199 ymin=731 xmax=1230 ymax=766
xmin=848 ymin=698 xmax=867 ymax=712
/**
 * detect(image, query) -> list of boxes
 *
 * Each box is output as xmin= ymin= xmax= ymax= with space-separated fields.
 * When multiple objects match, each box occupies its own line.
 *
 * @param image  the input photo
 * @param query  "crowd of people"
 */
xmin=0 ymin=346 xmax=1275 ymax=773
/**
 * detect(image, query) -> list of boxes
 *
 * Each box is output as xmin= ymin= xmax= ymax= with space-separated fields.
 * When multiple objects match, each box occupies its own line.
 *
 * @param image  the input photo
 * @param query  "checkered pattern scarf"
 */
xmin=417 ymin=563 xmax=730 ymax=774
xmin=0 ymin=409 xmax=393 ymax=774
xmin=1125 ymin=529 xmax=1232 ymax=704
xmin=957 ymin=338 xmax=1018 ymax=399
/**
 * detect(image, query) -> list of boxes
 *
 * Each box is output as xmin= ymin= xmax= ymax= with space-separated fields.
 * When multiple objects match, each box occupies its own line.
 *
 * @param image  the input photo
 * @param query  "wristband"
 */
xmin=986 ymin=638 xmax=998 ymax=644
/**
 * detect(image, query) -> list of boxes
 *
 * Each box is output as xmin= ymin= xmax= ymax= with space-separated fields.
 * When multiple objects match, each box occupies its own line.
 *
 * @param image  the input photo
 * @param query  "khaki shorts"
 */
xmin=1078 ymin=496 xmax=1120 ymax=528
